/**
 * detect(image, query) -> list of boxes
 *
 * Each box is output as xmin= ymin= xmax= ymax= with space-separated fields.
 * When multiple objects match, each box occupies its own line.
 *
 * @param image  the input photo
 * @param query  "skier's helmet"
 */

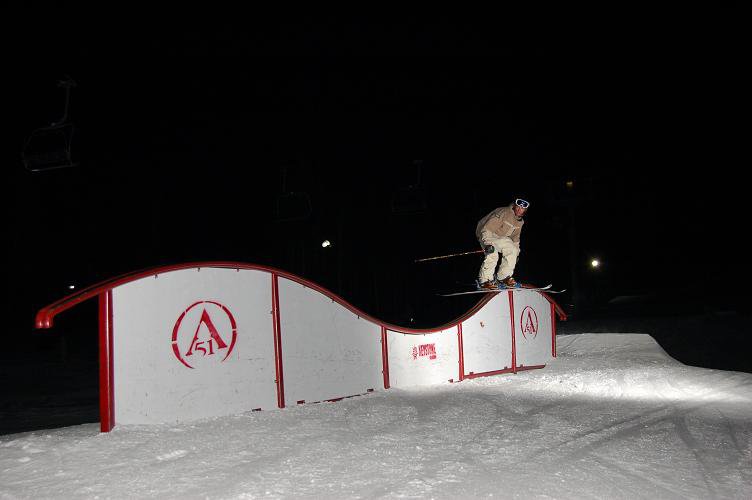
xmin=514 ymin=198 xmax=530 ymax=209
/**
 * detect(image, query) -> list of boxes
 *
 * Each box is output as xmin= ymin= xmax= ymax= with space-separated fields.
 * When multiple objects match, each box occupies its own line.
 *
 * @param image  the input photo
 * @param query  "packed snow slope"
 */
xmin=2 ymin=333 xmax=751 ymax=499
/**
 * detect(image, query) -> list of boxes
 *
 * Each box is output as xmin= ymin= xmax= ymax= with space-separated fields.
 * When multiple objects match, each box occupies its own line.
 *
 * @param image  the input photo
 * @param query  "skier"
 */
xmin=475 ymin=198 xmax=529 ymax=290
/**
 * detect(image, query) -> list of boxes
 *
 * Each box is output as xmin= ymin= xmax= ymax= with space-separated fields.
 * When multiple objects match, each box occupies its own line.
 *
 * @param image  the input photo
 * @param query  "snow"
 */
xmin=2 ymin=333 xmax=751 ymax=499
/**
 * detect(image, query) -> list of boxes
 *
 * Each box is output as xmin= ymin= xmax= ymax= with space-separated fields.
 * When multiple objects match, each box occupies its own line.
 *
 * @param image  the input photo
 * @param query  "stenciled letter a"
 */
xmin=524 ymin=311 xmax=537 ymax=335
xmin=185 ymin=308 xmax=229 ymax=356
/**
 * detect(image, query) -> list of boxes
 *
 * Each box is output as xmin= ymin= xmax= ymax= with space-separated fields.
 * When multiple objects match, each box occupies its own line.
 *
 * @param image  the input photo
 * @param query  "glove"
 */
xmin=484 ymin=245 xmax=495 ymax=255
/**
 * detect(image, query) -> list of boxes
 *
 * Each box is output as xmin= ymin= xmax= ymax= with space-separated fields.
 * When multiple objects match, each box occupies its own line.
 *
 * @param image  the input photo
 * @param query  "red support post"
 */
xmin=508 ymin=291 xmax=517 ymax=374
xmin=271 ymin=274 xmax=286 ymax=408
xmin=551 ymin=302 xmax=557 ymax=358
xmin=98 ymin=291 xmax=115 ymax=432
xmin=381 ymin=326 xmax=390 ymax=389
xmin=457 ymin=323 xmax=465 ymax=381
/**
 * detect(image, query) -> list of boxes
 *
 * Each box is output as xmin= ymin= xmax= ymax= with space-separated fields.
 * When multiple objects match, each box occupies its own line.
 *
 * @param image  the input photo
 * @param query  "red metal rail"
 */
xmin=35 ymin=261 xmax=567 ymax=333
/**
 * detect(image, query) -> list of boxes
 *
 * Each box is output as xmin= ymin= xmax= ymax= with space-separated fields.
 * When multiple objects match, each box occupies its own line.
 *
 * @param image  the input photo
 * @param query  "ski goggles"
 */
xmin=515 ymin=198 xmax=530 ymax=209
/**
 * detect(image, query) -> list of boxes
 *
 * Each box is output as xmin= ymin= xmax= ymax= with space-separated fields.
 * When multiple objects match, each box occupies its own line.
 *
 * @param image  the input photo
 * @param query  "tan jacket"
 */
xmin=476 ymin=203 xmax=524 ymax=244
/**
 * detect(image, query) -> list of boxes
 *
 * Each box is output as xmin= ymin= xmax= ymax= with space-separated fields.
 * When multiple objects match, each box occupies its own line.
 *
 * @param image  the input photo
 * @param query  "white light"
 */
xmin=68 ymin=285 xmax=76 ymax=290
xmin=591 ymin=259 xmax=600 ymax=268
xmin=321 ymin=240 xmax=331 ymax=248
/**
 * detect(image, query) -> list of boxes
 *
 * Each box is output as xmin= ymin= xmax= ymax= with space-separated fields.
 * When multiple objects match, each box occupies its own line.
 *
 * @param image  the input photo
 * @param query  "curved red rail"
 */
xmin=35 ymin=261 xmax=566 ymax=333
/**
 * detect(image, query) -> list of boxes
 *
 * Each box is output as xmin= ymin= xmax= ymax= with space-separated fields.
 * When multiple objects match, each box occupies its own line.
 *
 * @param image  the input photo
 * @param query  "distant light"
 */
xmin=68 ymin=285 xmax=76 ymax=290
xmin=566 ymin=180 xmax=575 ymax=190
xmin=321 ymin=240 xmax=332 ymax=248
xmin=591 ymin=259 xmax=600 ymax=268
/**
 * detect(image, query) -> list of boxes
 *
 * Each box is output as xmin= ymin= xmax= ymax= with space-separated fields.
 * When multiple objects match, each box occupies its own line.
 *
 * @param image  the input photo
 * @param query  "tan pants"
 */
xmin=477 ymin=231 xmax=520 ymax=283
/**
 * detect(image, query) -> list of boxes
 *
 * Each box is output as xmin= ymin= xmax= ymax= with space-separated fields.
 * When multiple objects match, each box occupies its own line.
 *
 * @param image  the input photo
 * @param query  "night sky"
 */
xmin=3 ymin=13 xmax=748 ymax=382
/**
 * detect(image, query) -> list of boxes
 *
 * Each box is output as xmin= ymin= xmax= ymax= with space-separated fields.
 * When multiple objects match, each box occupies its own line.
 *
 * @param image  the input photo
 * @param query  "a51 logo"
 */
xmin=520 ymin=306 xmax=538 ymax=339
xmin=171 ymin=301 xmax=238 ymax=369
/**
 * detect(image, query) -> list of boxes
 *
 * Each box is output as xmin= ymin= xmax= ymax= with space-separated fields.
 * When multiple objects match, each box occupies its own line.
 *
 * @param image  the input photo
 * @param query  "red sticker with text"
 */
xmin=412 ymin=343 xmax=437 ymax=360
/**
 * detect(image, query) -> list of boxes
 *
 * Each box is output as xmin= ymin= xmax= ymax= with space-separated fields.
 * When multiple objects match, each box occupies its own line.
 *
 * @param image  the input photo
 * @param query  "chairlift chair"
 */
xmin=22 ymin=122 xmax=77 ymax=172
xmin=21 ymin=77 xmax=78 ymax=172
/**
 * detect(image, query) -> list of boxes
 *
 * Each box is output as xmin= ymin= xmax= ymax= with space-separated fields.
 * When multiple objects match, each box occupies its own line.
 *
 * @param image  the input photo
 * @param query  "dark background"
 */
xmin=1 ymin=12 xmax=748 ymax=433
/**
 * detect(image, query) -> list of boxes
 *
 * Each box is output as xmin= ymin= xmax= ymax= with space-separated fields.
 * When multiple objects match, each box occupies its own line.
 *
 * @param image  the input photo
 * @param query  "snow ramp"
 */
xmin=35 ymin=262 xmax=566 ymax=431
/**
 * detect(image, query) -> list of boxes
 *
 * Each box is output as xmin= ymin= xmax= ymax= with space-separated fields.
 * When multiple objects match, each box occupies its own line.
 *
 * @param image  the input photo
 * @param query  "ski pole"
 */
xmin=414 ymin=249 xmax=484 ymax=263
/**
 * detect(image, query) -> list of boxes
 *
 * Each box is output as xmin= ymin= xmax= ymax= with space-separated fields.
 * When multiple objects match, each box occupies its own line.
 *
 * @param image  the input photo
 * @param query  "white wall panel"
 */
xmin=277 ymin=278 xmax=383 ymax=404
xmin=112 ymin=268 xmax=277 ymax=424
xmin=386 ymin=328 xmax=459 ymax=387
xmin=461 ymin=293 xmax=513 ymax=376
xmin=513 ymin=292 xmax=554 ymax=368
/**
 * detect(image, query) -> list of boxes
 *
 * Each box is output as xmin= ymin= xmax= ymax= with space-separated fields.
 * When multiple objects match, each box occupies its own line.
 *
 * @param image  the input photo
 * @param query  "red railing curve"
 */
xmin=35 ymin=261 xmax=567 ymax=333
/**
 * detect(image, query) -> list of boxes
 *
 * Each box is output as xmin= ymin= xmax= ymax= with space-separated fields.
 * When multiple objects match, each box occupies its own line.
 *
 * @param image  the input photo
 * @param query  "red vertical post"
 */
xmin=381 ymin=326 xmax=390 ymax=389
xmin=271 ymin=274 xmax=286 ymax=408
xmin=457 ymin=323 xmax=465 ymax=381
xmin=508 ymin=291 xmax=517 ymax=373
xmin=98 ymin=290 xmax=115 ymax=432
xmin=551 ymin=302 xmax=557 ymax=358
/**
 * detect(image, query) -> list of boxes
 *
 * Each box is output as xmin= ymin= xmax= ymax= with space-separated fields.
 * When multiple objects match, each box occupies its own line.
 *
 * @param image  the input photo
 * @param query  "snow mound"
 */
xmin=518 ymin=334 xmax=752 ymax=404
xmin=2 ymin=334 xmax=751 ymax=499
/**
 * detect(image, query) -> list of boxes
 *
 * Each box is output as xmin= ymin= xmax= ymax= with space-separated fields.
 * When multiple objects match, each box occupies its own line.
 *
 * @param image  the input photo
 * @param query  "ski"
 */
xmin=438 ymin=284 xmax=567 ymax=297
